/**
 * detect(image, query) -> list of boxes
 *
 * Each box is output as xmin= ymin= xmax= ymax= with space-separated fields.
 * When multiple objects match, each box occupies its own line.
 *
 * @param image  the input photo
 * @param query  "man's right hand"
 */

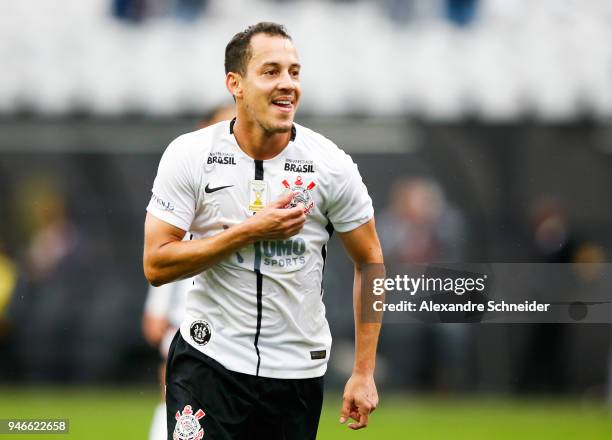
xmin=144 ymin=192 xmax=306 ymax=286
xmin=246 ymin=191 xmax=306 ymax=240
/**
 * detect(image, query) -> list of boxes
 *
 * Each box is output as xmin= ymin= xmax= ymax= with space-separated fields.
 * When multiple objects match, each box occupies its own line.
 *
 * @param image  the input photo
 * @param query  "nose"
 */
xmin=277 ymin=69 xmax=297 ymax=92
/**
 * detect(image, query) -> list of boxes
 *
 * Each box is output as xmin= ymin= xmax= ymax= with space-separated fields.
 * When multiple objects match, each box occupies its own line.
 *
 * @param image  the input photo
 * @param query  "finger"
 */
xmin=268 ymin=220 xmax=305 ymax=238
xmin=370 ymin=399 xmax=378 ymax=414
xmin=284 ymin=221 xmax=306 ymax=237
xmin=284 ymin=228 xmax=302 ymax=239
xmin=348 ymin=421 xmax=367 ymax=430
xmin=279 ymin=219 xmax=305 ymax=236
xmin=268 ymin=191 xmax=294 ymax=208
xmin=286 ymin=214 xmax=306 ymax=229
xmin=348 ymin=410 xmax=360 ymax=422
xmin=284 ymin=210 xmax=306 ymax=225
xmin=282 ymin=206 xmax=306 ymax=219
xmin=339 ymin=398 xmax=351 ymax=424
xmin=348 ymin=411 xmax=369 ymax=430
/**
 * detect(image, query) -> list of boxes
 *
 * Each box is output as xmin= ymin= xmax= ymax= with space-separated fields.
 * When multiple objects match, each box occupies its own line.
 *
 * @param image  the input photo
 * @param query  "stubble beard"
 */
xmin=244 ymin=98 xmax=293 ymax=135
xmin=258 ymin=113 xmax=293 ymax=136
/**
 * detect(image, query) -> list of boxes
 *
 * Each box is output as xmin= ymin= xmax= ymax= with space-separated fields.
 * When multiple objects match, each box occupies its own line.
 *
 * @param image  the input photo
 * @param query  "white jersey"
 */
xmin=146 ymin=119 xmax=373 ymax=379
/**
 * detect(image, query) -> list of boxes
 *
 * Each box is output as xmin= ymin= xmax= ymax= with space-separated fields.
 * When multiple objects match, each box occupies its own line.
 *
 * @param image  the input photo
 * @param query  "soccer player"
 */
xmin=143 ymin=22 xmax=383 ymax=439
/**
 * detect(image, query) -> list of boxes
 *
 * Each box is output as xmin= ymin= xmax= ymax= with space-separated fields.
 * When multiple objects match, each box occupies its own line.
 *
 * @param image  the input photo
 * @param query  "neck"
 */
xmin=232 ymin=116 xmax=291 ymax=161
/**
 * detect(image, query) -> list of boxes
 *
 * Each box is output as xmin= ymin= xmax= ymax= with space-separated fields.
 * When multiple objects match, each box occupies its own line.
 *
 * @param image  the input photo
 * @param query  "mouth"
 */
xmin=271 ymin=97 xmax=294 ymax=113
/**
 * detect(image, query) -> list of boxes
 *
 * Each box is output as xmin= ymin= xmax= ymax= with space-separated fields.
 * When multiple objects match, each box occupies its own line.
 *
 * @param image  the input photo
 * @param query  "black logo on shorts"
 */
xmin=190 ymin=320 xmax=212 ymax=346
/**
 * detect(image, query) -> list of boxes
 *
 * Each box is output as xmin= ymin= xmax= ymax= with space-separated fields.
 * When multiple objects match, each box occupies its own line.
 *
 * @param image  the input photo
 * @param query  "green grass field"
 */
xmin=0 ymin=387 xmax=611 ymax=439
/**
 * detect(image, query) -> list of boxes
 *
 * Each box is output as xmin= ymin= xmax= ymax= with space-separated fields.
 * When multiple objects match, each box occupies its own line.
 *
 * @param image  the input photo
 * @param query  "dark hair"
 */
xmin=225 ymin=22 xmax=292 ymax=76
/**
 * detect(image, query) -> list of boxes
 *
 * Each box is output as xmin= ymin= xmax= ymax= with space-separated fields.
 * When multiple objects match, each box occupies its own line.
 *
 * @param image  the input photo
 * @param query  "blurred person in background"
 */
xmin=143 ymin=22 xmax=383 ymax=439
xmin=143 ymin=104 xmax=234 ymax=440
xmin=527 ymin=197 xmax=600 ymax=266
xmin=517 ymin=196 xmax=606 ymax=394
xmin=379 ymin=0 xmax=479 ymax=26
xmin=378 ymin=178 xmax=466 ymax=265
xmin=446 ymin=0 xmax=479 ymax=26
xmin=112 ymin=0 xmax=209 ymax=23
xmin=112 ymin=0 xmax=147 ymax=23
xmin=6 ymin=178 xmax=97 ymax=382
xmin=0 ymin=245 xmax=17 ymax=330
xmin=377 ymin=177 xmax=470 ymax=391
xmin=0 ymin=243 xmax=17 ymax=379
xmin=379 ymin=0 xmax=439 ymax=26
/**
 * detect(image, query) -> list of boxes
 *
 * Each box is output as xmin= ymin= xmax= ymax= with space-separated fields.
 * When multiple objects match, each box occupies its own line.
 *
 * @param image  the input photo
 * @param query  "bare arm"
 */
xmin=337 ymin=218 xmax=384 ymax=430
xmin=143 ymin=192 xmax=305 ymax=286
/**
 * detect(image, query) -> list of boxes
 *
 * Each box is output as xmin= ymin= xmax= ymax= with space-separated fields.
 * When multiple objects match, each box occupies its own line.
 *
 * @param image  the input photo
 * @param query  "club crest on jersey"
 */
xmin=190 ymin=320 xmax=211 ymax=346
xmin=173 ymin=405 xmax=205 ymax=440
xmin=282 ymin=176 xmax=316 ymax=215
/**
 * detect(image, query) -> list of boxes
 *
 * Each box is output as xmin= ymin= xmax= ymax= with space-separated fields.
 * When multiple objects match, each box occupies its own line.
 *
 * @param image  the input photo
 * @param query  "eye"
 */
xmin=264 ymin=70 xmax=277 ymax=76
xmin=291 ymin=70 xmax=300 ymax=78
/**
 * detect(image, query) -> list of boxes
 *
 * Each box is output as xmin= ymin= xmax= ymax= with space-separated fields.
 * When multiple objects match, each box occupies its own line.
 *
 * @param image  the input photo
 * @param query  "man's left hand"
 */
xmin=339 ymin=372 xmax=378 ymax=430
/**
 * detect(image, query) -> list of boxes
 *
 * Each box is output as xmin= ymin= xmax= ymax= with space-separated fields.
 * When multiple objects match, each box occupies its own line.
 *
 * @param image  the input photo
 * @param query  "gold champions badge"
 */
xmin=249 ymin=180 xmax=269 ymax=211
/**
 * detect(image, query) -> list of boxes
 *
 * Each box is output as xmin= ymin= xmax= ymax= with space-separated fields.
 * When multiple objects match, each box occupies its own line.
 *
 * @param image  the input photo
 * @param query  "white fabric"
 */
xmin=146 ymin=120 xmax=373 ymax=379
xmin=148 ymin=403 xmax=166 ymax=440
xmin=144 ymin=279 xmax=191 ymax=327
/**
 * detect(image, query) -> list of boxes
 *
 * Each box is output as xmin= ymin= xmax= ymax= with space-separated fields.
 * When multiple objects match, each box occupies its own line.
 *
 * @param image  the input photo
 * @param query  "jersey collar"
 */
xmin=229 ymin=118 xmax=297 ymax=142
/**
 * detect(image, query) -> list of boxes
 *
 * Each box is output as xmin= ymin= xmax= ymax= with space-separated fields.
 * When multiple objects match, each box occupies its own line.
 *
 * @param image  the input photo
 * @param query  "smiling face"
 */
xmin=229 ymin=33 xmax=301 ymax=135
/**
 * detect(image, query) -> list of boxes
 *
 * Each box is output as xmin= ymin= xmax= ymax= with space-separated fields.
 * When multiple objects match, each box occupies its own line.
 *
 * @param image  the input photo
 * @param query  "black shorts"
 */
xmin=166 ymin=332 xmax=324 ymax=440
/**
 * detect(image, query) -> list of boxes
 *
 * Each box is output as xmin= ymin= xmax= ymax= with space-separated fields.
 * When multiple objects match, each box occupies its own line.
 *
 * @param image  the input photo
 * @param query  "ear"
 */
xmin=225 ymin=72 xmax=243 ymax=100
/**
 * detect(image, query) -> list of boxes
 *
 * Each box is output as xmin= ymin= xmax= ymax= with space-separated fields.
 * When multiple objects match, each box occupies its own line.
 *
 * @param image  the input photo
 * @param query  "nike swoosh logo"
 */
xmin=205 ymin=183 xmax=234 ymax=193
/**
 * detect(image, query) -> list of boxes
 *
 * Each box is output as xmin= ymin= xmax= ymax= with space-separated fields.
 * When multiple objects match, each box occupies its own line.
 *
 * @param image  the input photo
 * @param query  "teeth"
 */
xmin=274 ymin=100 xmax=291 ymax=105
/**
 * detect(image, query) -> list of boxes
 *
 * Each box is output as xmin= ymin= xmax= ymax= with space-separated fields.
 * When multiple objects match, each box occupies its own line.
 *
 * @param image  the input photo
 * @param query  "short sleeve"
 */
xmin=144 ymin=283 xmax=174 ymax=318
xmin=146 ymin=136 xmax=198 ymax=231
xmin=326 ymin=152 xmax=374 ymax=233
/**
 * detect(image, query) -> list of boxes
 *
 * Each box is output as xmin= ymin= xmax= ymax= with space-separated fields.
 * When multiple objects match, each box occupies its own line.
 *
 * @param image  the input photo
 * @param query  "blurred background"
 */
xmin=1 ymin=0 xmax=612 ymax=438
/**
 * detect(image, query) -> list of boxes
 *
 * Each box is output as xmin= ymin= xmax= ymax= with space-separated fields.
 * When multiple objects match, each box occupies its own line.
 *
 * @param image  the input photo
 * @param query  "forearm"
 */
xmin=144 ymin=193 xmax=305 ymax=286
xmin=352 ymin=267 xmax=382 ymax=375
xmin=145 ymin=222 xmax=253 ymax=286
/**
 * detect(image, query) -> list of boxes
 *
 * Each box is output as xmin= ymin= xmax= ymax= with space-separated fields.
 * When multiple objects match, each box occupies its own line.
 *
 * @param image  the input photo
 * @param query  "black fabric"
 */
xmin=253 ymin=159 xmax=264 ymax=375
xmin=254 ymin=159 xmax=264 ymax=180
xmin=253 ymin=268 xmax=263 ymax=376
xmin=166 ymin=332 xmax=324 ymax=440
xmin=290 ymin=124 xmax=296 ymax=141
xmin=319 ymin=215 xmax=334 ymax=296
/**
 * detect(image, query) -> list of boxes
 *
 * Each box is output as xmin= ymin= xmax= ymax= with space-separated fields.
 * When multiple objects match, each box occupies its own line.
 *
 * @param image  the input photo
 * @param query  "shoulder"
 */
xmin=164 ymin=120 xmax=228 ymax=160
xmin=156 ymin=121 xmax=232 ymax=188
xmin=293 ymin=123 xmax=355 ymax=173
